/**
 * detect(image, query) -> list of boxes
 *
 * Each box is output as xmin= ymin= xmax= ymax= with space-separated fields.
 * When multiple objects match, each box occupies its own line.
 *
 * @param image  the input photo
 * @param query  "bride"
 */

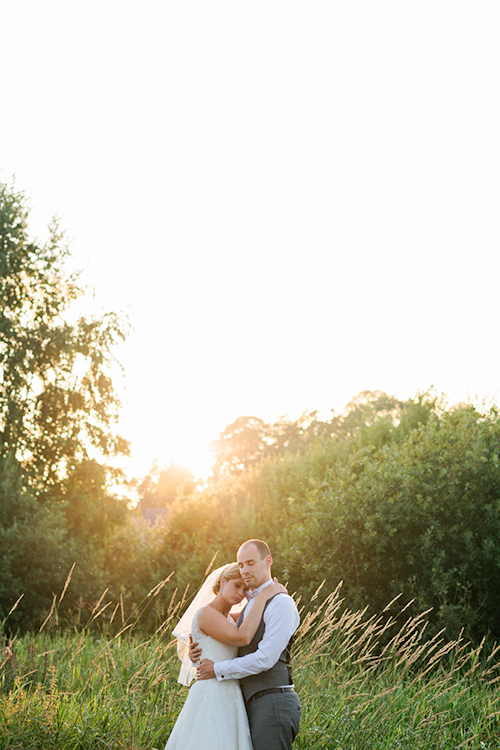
xmin=164 ymin=563 xmax=286 ymax=750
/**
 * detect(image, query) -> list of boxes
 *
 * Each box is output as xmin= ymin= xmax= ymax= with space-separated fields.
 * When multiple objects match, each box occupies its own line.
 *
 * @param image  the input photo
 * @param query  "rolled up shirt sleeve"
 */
xmin=214 ymin=594 xmax=299 ymax=682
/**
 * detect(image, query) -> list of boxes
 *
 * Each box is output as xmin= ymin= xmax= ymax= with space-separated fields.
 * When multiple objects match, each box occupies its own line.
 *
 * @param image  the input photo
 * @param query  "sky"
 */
xmin=1 ymin=1 xmax=499 ymax=481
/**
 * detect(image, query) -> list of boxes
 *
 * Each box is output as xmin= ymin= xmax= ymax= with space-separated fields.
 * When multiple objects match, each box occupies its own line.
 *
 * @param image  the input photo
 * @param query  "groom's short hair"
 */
xmin=243 ymin=539 xmax=271 ymax=558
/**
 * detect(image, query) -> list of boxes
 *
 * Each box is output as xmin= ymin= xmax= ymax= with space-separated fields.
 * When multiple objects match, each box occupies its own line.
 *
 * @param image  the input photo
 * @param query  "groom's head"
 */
xmin=237 ymin=539 xmax=272 ymax=590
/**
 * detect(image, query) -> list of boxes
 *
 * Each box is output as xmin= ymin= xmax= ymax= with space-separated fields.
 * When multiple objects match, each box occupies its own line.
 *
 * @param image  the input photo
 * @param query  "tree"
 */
xmin=0 ymin=180 xmax=129 ymax=494
xmin=209 ymin=411 xmax=332 ymax=478
xmin=137 ymin=461 xmax=196 ymax=508
xmin=210 ymin=416 xmax=272 ymax=478
xmin=0 ymin=179 xmax=129 ymax=628
xmin=290 ymin=404 xmax=500 ymax=641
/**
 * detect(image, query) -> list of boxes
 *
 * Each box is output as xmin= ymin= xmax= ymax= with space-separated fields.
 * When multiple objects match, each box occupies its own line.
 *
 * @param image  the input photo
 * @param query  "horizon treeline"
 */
xmin=2 ymin=179 xmax=500 ymax=645
xmin=134 ymin=390 xmax=500 ymax=644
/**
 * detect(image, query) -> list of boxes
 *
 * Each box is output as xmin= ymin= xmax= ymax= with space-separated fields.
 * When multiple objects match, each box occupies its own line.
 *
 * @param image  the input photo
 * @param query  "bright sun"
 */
xmin=120 ymin=406 xmax=218 ymax=482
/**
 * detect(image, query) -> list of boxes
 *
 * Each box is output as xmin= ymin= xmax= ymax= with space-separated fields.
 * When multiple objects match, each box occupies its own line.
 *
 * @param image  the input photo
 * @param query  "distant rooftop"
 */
xmin=139 ymin=505 xmax=169 ymax=525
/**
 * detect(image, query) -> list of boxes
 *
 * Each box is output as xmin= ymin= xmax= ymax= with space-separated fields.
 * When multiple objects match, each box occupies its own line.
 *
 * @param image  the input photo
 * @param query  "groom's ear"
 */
xmin=266 ymin=554 xmax=273 ymax=567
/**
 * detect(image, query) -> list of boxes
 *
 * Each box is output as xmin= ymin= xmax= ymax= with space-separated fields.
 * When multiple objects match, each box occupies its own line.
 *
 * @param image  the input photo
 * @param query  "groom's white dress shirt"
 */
xmin=214 ymin=578 xmax=300 ymax=682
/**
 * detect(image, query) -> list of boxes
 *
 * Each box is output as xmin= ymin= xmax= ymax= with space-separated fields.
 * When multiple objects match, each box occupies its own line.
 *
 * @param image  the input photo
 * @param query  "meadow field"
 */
xmin=1 ymin=582 xmax=500 ymax=750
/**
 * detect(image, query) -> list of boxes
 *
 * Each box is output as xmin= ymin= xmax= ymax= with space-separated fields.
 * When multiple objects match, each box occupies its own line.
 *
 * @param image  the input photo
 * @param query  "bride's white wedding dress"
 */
xmin=164 ymin=609 xmax=253 ymax=750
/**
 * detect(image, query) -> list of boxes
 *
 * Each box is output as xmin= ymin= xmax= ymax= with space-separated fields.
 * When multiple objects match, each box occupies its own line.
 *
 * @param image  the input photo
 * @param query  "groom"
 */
xmin=193 ymin=539 xmax=301 ymax=750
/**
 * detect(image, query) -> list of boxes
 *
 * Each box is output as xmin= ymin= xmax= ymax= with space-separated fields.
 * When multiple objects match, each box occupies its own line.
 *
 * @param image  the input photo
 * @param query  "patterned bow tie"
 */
xmin=246 ymin=589 xmax=258 ymax=600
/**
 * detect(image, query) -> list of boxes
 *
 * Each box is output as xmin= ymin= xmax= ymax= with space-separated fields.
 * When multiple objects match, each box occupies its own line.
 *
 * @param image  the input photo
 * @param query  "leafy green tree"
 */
xmin=154 ymin=391 xmax=500 ymax=641
xmin=290 ymin=404 xmax=500 ymax=640
xmin=210 ymin=411 xmax=334 ymax=478
xmin=333 ymin=390 xmax=403 ymax=439
xmin=0 ymin=180 xmax=129 ymax=628
xmin=0 ymin=180 xmax=128 ymax=495
xmin=208 ymin=392 xmax=431 ymax=479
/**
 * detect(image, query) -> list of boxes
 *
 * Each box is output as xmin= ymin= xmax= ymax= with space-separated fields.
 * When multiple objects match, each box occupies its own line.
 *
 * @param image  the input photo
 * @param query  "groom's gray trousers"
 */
xmin=245 ymin=689 xmax=301 ymax=750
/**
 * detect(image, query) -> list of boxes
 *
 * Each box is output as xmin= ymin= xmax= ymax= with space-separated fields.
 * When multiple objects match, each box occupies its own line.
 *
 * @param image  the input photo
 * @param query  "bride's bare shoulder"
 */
xmin=197 ymin=605 xmax=221 ymax=622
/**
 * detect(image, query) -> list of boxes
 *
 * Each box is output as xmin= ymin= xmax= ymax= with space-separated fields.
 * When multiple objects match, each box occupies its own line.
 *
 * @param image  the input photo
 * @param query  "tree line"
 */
xmin=2 ymin=180 xmax=500 ymax=645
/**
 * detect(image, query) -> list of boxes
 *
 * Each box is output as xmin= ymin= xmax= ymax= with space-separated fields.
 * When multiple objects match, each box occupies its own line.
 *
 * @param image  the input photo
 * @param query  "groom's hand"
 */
xmin=188 ymin=636 xmax=202 ymax=664
xmin=197 ymin=658 xmax=215 ymax=680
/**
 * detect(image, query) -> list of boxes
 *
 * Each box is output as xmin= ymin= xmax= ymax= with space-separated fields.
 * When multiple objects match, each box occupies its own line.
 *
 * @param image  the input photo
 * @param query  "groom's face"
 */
xmin=237 ymin=543 xmax=272 ymax=590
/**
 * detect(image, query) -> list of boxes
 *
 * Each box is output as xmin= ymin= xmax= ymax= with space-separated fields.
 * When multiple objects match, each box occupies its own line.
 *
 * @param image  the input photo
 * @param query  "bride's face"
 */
xmin=220 ymin=576 xmax=246 ymax=606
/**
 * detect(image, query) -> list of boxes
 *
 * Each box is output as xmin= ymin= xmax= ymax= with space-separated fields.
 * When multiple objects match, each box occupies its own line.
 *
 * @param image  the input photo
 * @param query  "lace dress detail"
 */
xmin=164 ymin=610 xmax=252 ymax=750
xmin=190 ymin=608 xmax=239 ymax=662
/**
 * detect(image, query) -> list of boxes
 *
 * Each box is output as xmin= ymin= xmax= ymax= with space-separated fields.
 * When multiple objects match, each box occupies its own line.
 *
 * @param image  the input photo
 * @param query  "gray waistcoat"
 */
xmin=237 ymin=593 xmax=294 ymax=702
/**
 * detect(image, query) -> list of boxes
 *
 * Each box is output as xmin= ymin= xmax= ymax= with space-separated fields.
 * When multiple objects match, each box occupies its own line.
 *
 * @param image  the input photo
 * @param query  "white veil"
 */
xmin=172 ymin=563 xmax=246 ymax=686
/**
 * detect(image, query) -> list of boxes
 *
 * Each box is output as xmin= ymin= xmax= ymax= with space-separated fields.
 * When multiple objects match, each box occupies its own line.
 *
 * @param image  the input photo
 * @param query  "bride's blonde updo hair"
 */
xmin=212 ymin=563 xmax=243 ymax=594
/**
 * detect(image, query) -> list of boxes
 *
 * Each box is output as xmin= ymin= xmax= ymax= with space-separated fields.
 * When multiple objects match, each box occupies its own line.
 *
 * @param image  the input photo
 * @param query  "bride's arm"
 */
xmin=197 ymin=583 xmax=286 ymax=647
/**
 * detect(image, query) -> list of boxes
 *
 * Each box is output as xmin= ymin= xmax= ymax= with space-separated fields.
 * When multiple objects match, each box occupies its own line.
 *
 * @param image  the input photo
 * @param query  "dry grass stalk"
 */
xmin=114 ymin=623 xmax=134 ymax=638
xmin=91 ymin=601 xmax=113 ymax=622
xmin=38 ymin=594 xmax=57 ymax=633
xmin=109 ymin=602 xmax=120 ymax=625
xmin=6 ymin=595 xmax=24 ymax=618
xmin=456 ymin=732 xmax=480 ymax=748
xmin=59 ymin=563 xmax=76 ymax=605
xmin=90 ymin=588 xmax=109 ymax=617
xmin=147 ymin=572 xmax=174 ymax=598
xmin=204 ymin=551 xmax=219 ymax=577
xmin=382 ymin=592 xmax=403 ymax=612
xmin=310 ymin=579 xmax=326 ymax=602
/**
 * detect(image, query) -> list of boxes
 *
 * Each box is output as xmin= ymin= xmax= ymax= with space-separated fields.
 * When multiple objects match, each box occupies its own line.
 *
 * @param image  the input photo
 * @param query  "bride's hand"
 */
xmin=259 ymin=580 xmax=287 ymax=602
xmin=188 ymin=635 xmax=202 ymax=665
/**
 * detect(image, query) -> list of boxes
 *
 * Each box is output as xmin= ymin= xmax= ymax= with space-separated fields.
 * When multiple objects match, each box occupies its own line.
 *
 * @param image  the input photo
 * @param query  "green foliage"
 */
xmin=0 ymin=626 xmax=185 ymax=749
xmin=0 ymin=180 xmax=129 ymax=630
xmin=1 ymin=585 xmax=500 ymax=749
xmin=209 ymin=410 xmax=334 ymax=478
xmin=289 ymin=404 xmax=500 ymax=640
xmin=0 ymin=490 xmax=69 ymax=629
xmin=0 ymin=181 xmax=129 ymax=492
xmin=2 ymin=198 xmax=499 ymax=658
xmin=137 ymin=461 xmax=196 ymax=508
xmin=8 ymin=385 xmax=490 ymax=645
xmin=132 ymin=391 xmax=500 ymax=643
xmin=209 ymin=390 xmax=437 ymax=478
xmin=64 ymin=460 xmax=128 ymax=541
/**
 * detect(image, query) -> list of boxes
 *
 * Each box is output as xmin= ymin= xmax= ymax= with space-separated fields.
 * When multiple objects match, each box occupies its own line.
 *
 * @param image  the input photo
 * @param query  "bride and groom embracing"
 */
xmin=164 ymin=539 xmax=302 ymax=750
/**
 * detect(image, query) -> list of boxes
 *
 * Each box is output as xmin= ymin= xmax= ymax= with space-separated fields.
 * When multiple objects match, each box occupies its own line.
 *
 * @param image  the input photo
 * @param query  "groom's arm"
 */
xmin=212 ymin=594 xmax=299 ymax=682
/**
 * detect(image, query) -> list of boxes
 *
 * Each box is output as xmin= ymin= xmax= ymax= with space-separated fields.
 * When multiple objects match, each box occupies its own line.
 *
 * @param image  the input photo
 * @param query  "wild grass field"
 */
xmin=1 ymin=580 xmax=500 ymax=750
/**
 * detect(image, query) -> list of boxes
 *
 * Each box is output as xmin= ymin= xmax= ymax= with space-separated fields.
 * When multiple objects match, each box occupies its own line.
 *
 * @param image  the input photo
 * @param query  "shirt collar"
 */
xmin=252 ymin=578 xmax=273 ymax=596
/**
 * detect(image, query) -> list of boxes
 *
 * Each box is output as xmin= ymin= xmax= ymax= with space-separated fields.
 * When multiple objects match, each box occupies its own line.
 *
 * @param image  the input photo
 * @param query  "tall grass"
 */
xmin=293 ymin=585 xmax=500 ymax=749
xmin=1 ymin=578 xmax=500 ymax=749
